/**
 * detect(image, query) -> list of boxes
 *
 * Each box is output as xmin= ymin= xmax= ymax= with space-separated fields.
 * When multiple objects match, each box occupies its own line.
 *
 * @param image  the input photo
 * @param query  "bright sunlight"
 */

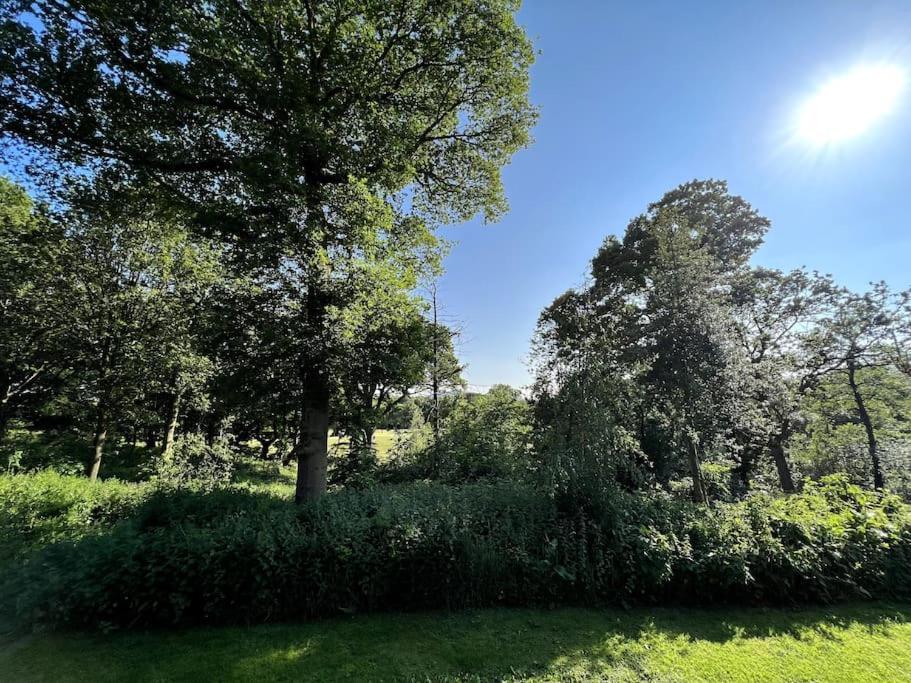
xmin=797 ymin=63 xmax=907 ymax=145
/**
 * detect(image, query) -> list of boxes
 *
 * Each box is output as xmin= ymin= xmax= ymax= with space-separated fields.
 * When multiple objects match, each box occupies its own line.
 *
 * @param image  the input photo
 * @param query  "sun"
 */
xmin=796 ymin=63 xmax=907 ymax=146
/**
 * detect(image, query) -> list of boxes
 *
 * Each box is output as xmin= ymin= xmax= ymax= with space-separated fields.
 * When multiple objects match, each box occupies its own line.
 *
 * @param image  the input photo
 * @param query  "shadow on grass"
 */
xmin=1 ymin=603 xmax=909 ymax=681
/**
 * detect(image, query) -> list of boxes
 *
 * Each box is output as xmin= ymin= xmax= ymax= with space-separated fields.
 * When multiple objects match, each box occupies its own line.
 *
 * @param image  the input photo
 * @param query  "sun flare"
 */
xmin=797 ymin=63 xmax=906 ymax=145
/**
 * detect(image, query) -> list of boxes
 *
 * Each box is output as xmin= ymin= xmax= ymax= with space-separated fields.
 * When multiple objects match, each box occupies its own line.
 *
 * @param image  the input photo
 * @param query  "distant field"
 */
xmin=231 ymin=429 xmax=405 ymax=497
xmin=328 ymin=428 xmax=403 ymax=462
xmin=2 ymin=603 xmax=909 ymax=682
xmin=1 ymin=427 xmax=406 ymax=484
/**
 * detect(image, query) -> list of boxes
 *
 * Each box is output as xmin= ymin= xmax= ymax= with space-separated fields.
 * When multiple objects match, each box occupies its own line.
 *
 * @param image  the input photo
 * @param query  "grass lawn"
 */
xmin=328 ymin=428 xmax=402 ymax=462
xmin=2 ymin=603 xmax=910 ymax=682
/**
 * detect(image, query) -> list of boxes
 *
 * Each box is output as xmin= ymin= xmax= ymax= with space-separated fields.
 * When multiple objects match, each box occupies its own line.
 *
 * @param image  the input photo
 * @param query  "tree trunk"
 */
xmin=205 ymin=419 xmax=216 ymax=446
xmin=282 ymin=429 xmax=297 ymax=466
xmin=161 ymin=390 xmax=181 ymax=459
xmin=686 ymin=436 xmax=708 ymax=504
xmin=847 ymin=362 xmax=884 ymax=490
xmin=0 ymin=406 xmax=8 ymax=448
xmin=363 ymin=426 xmax=375 ymax=454
xmin=294 ymin=185 xmax=333 ymax=503
xmin=294 ymin=372 xmax=330 ymax=503
xmin=88 ymin=408 xmax=107 ymax=481
xmin=734 ymin=440 xmax=754 ymax=493
xmin=770 ymin=430 xmax=796 ymax=493
xmin=0 ymin=379 xmax=11 ymax=447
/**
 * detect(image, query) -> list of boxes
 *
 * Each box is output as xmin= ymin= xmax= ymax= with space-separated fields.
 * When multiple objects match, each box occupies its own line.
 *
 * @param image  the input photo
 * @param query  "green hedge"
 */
xmin=2 ymin=475 xmax=910 ymax=629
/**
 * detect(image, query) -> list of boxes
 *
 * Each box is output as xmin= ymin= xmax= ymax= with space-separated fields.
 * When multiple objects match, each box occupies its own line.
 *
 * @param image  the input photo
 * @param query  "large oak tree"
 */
xmin=0 ymin=0 xmax=536 ymax=500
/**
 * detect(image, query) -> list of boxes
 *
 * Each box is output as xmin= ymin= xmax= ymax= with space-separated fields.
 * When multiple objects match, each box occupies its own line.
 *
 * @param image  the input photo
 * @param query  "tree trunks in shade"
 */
xmin=0 ymin=408 xmax=8 ymax=448
xmin=294 ymin=373 xmax=330 ymax=503
xmin=770 ymin=431 xmax=796 ymax=493
xmin=88 ymin=337 xmax=112 ymax=480
xmin=847 ymin=361 xmax=884 ymax=490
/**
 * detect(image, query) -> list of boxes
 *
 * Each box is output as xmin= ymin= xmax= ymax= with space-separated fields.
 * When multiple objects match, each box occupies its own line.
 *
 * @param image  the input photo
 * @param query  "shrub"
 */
xmin=0 ymin=470 xmax=147 ymax=566
xmin=383 ymin=385 xmax=533 ymax=483
xmin=148 ymin=434 xmax=235 ymax=490
xmin=3 ymin=475 xmax=910 ymax=630
xmin=0 ymin=429 xmax=89 ymax=476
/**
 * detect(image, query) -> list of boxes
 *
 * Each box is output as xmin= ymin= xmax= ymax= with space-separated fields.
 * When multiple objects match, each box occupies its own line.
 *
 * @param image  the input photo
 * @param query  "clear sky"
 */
xmin=440 ymin=0 xmax=911 ymax=391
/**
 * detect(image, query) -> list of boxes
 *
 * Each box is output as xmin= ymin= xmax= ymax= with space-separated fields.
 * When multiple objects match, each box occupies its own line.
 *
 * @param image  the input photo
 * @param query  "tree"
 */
xmin=532 ymin=181 xmax=769 ymax=502
xmin=424 ymin=282 xmax=465 ymax=475
xmin=794 ymin=366 xmax=911 ymax=495
xmin=1 ymin=0 xmax=536 ymax=501
xmin=332 ymin=289 xmax=434 ymax=469
xmin=531 ymin=288 xmax=645 ymax=494
xmin=638 ymin=212 xmax=749 ymax=503
xmin=435 ymin=384 xmax=531 ymax=481
xmin=0 ymin=177 xmax=71 ymax=445
xmin=885 ymin=287 xmax=911 ymax=378
xmin=729 ymin=267 xmax=839 ymax=492
xmin=203 ymin=266 xmax=305 ymax=460
xmin=63 ymin=195 xmax=217 ymax=480
xmin=590 ymin=179 xmax=770 ymax=293
xmin=807 ymin=286 xmax=897 ymax=490
xmin=146 ymin=237 xmax=220 ymax=460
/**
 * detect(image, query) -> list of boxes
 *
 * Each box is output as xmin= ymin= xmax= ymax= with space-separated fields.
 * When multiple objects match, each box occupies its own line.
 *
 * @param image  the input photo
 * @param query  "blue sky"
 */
xmin=440 ymin=0 xmax=911 ymax=391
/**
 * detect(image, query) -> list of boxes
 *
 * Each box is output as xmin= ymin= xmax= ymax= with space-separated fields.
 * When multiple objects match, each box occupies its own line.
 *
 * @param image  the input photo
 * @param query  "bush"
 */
xmin=1 ymin=429 xmax=90 ymax=476
xmin=3 ymin=475 xmax=910 ymax=630
xmin=0 ymin=471 xmax=147 ymax=566
xmin=383 ymin=385 xmax=533 ymax=483
xmin=149 ymin=434 xmax=235 ymax=490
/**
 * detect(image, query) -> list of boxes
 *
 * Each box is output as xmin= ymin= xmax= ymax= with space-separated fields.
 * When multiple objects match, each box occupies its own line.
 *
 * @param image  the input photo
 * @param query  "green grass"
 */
xmin=2 ymin=604 xmax=910 ymax=682
xmin=230 ymin=428 xmax=404 ymax=497
xmin=328 ymin=428 xmax=403 ymax=462
xmin=3 ymin=427 xmax=405 ymax=498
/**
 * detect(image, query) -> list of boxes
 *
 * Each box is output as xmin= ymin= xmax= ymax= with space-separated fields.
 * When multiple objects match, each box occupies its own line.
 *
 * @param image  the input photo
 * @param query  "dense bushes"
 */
xmin=148 ymin=434 xmax=236 ymax=490
xmin=2 ymin=474 xmax=910 ymax=630
xmin=382 ymin=385 xmax=533 ymax=484
xmin=0 ymin=471 xmax=147 ymax=567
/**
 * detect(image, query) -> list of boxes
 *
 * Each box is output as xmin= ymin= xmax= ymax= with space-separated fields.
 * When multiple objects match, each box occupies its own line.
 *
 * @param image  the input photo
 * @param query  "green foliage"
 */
xmin=0 ymin=177 xmax=71 ymax=439
xmin=0 ymin=429 xmax=89 ymax=476
xmin=149 ymin=434 xmax=236 ymax=491
xmin=532 ymin=180 xmax=911 ymax=501
xmin=794 ymin=367 xmax=911 ymax=496
xmin=0 ymin=470 xmax=146 ymax=566
xmin=533 ymin=190 xmax=760 ymax=500
xmin=4 ymin=476 xmax=911 ymax=630
xmin=1 ymin=0 xmax=537 ymax=235
xmin=435 ymin=386 xmax=532 ymax=480
xmin=386 ymin=386 xmax=532 ymax=482
xmin=1 ymin=0 xmax=537 ymax=499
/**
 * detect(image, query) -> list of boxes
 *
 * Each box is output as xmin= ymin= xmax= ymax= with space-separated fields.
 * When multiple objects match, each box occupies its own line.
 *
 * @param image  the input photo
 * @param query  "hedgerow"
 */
xmin=2 ymin=474 xmax=909 ymax=629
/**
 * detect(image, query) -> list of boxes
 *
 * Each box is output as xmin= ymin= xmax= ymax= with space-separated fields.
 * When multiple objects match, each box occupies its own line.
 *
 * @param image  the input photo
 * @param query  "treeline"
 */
xmin=3 ymin=0 xmax=911 ymax=634
xmin=531 ymin=179 xmax=911 ymax=500
xmin=1 ymin=0 xmax=909 ymax=506
xmin=0 ymin=175 xmax=474 ymax=483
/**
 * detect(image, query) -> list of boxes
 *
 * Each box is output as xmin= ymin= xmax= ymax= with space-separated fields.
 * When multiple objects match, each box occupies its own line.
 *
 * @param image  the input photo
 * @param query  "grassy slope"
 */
xmin=2 ymin=604 xmax=910 ymax=682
